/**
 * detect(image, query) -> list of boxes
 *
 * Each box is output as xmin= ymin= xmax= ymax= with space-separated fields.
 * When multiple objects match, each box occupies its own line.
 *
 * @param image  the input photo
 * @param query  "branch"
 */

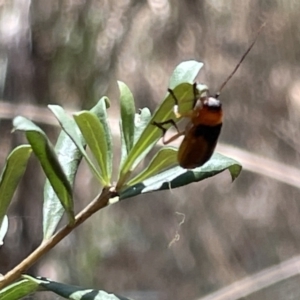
xmin=0 ymin=186 xmax=117 ymax=289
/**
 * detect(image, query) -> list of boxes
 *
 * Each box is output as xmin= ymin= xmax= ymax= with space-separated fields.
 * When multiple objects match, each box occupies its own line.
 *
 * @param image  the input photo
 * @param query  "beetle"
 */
xmin=153 ymin=23 xmax=265 ymax=169
xmin=153 ymin=83 xmax=223 ymax=168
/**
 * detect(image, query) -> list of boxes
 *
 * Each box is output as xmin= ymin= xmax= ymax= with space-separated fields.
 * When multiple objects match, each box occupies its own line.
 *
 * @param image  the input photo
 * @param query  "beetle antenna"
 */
xmin=215 ymin=22 xmax=266 ymax=98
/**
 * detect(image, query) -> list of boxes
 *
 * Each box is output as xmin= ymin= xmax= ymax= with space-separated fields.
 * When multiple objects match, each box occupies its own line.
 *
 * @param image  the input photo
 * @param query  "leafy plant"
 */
xmin=0 ymin=60 xmax=241 ymax=299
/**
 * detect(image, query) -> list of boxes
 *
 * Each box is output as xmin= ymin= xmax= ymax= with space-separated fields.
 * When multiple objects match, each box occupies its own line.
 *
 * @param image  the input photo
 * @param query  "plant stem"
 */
xmin=0 ymin=186 xmax=117 ymax=289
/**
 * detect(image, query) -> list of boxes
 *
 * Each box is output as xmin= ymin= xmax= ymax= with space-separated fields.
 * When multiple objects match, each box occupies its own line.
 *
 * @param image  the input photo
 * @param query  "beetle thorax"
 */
xmin=193 ymin=97 xmax=223 ymax=126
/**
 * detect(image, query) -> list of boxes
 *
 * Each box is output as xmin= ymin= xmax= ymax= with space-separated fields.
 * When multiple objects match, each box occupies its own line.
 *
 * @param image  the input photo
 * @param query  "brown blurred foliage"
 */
xmin=1 ymin=0 xmax=300 ymax=299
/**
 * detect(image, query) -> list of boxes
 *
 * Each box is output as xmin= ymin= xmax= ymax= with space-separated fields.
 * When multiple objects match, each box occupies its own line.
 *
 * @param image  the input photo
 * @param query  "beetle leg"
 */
xmin=167 ymin=88 xmax=179 ymax=105
xmin=168 ymin=83 xmax=202 ymax=118
xmin=192 ymin=82 xmax=198 ymax=107
xmin=162 ymin=130 xmax=185 ymax=144
xmin=167 ymin=88 xmax=181 ymax=118
xmin=152 ymin=119 xmax=184 ymax=144
xmin=153 ymin=119 xmax=179 ymax=134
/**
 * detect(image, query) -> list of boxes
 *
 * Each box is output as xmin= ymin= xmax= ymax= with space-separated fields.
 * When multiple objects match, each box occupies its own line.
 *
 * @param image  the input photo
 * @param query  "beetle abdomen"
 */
xmin=178 ymin=123 xmax=222 ymax=169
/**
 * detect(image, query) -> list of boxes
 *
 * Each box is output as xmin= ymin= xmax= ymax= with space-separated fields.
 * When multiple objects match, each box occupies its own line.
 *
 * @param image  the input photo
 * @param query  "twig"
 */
xmin=0 ymin=186 xmax=117 ymax=289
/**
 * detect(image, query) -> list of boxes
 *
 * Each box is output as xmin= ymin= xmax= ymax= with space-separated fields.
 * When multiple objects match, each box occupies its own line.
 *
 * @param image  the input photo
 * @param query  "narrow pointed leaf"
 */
xmin=43 ymin=131 xmax=83 ymax=239
xmin=127 ymin=147 xmax=178 ymax=186
xmin=117 ymin=60 xmax=206 ymax=188
xmin=0 ymin=215 xmax=8 ymax=246
xmin=13 ymin=117 xmax=74 ymax=223
xmin=0 ymin=278 xmax=39 ymax=300
xmin=134 ymin=108 xmax=151 ymax=144
xmin=119 ymin=123 xmax=127 ymax=168
xmin=0 ymin=145 xmax=32 ymax=226
xmin=117 ymin=82 xmax=196 ymax=188
xmin=169 ymin=60 xmax=204 ymax=89
xmin=48 ymin=105 xmax=102 ymax=183
xmin=120 ymin=153 xmax=242 ymax=200
xmin=91 ymin=97 xmax=113 ymax=180
xmin=73 ymin=111 xmax=110 ymax=185
xmin=24 ymin=275 xmax=132 ymax=300
xmin=118 ymin=81 xmax=135 ymax=156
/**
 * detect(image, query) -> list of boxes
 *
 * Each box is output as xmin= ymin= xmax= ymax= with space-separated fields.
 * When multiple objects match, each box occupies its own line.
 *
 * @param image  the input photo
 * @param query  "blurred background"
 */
xmin=1 ymin=0 xmax=300 ymax=299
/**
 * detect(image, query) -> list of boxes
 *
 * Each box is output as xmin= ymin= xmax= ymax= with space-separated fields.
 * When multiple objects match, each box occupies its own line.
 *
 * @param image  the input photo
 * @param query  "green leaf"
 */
xmin=91 ymin=97 xmax=113 ymax=180
xmin=127 ymin=147 xmax=178 ymax=186
xmin=13 ymin=116 xmax=74 ymax=223
xmin=134 ymin=108 xmax=151 ymax=144
xmin=24 ymin=275 xmax=132 ymax=300
xmin=0 ymin=278 xmax=39 ymax=299
xmin=43 ymin=131 xmax=83 ymax=240
xmin=118 ymin=81 xmax=135 ymax=157
xmin=48 ymin=105 xmax=103 ymax=184
xmin=73 ymin=111 xmax=110 ymax=185
xmin=0 ymin=215 xmax=8 ymax=246
xmin=168 ymin=60 xmax=204 ymax=89
xmin=117 ymin=61 xmax=206 ymax=189
xmin=119 ymin=153 xmax=242 ymax=200
xmin=0 ymin=145 xmax=32 ymax=227
xmin=117 ymin=82 xmax=196 ymax=189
